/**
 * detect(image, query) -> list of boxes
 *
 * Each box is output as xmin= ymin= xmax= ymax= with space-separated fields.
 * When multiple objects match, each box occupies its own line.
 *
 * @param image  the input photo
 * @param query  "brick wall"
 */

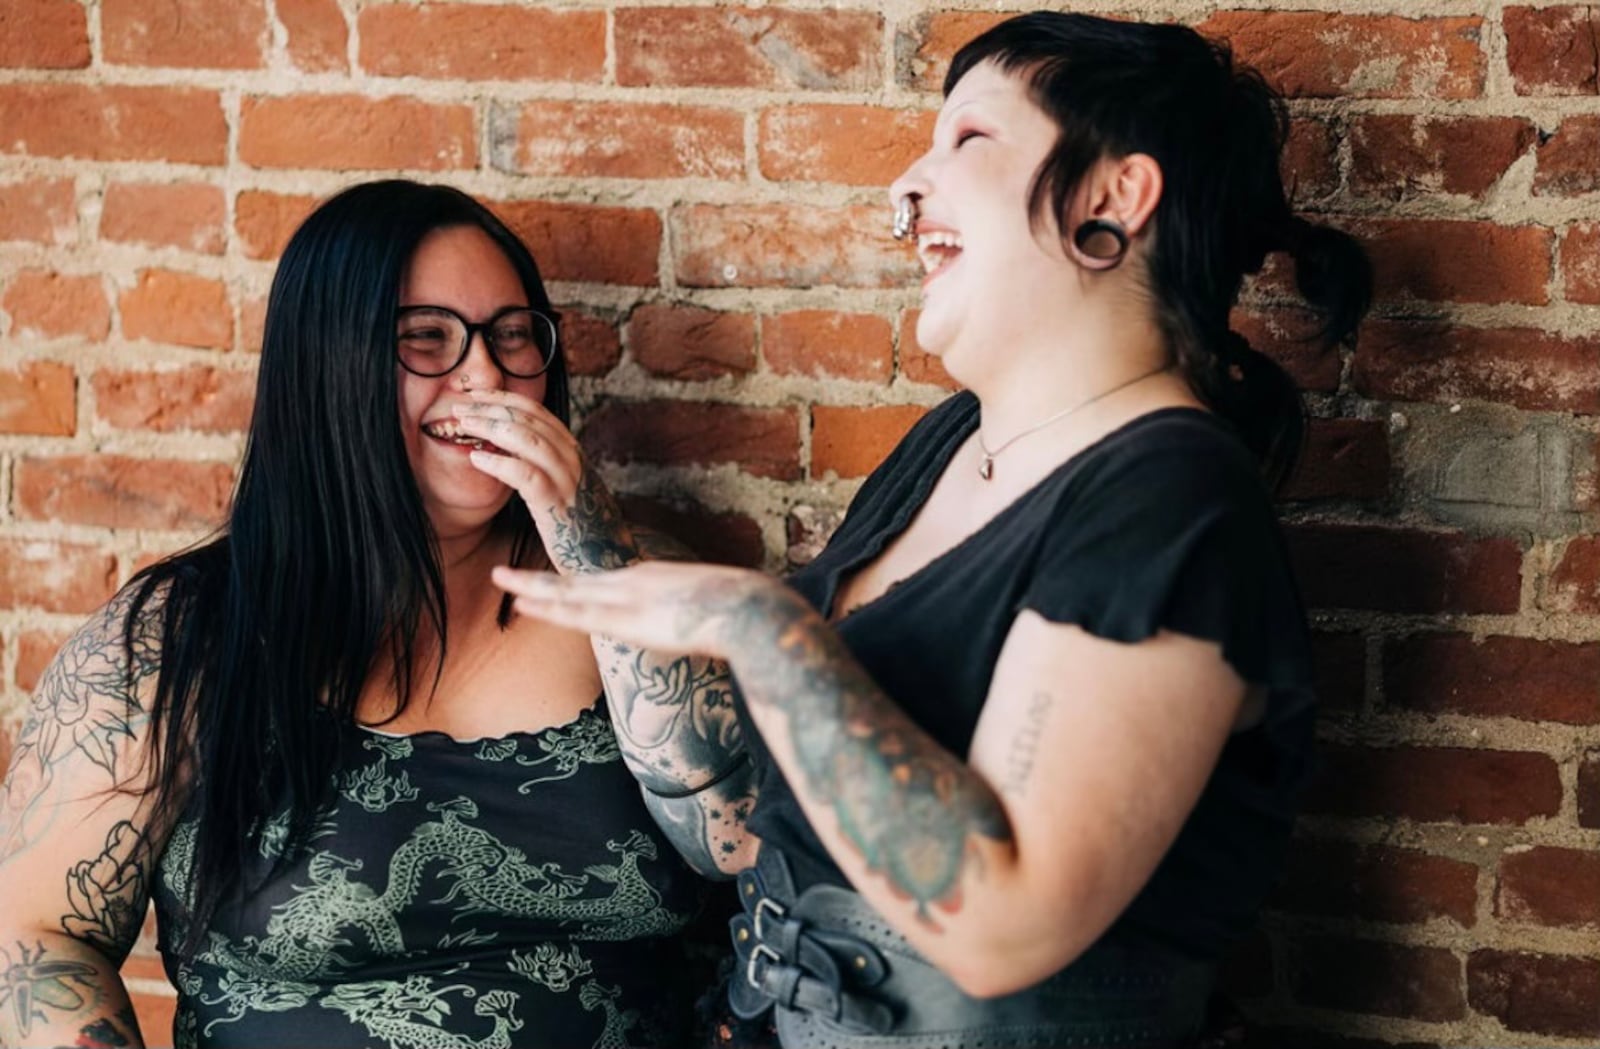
xmin=0 ymin=1 xmax=1596 ymax=1046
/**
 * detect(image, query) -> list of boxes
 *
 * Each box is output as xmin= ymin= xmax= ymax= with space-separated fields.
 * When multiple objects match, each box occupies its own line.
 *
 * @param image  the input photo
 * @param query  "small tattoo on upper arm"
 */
xmin=1001 ymin=691 xmax=1053 ymax=797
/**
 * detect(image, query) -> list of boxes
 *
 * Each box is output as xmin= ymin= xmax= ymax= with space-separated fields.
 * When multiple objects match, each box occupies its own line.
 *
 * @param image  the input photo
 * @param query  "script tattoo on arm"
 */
xmin=1000 ymin=692 xmax=1053 ymax=799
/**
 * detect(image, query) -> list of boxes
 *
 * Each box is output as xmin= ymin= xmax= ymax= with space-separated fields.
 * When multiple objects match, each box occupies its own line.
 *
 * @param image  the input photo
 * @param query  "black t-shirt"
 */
xmin=736 ymin=391 xmax=1315 ymax=961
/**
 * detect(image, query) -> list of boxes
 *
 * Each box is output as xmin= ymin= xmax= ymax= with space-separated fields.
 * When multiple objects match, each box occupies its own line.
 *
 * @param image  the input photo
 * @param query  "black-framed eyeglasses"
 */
xmin=395 ymin=305 xmax=559 ymax=379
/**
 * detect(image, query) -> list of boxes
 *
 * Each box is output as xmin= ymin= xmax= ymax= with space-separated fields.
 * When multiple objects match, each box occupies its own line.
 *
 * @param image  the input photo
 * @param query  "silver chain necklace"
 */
xmin=976 ymin=365 xmax=1168 ymax=480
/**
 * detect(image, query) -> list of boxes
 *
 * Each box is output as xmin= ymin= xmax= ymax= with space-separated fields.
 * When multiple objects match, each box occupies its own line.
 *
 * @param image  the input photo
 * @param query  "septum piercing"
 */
xmin=892 ymin=195 xmax=917 ymax=240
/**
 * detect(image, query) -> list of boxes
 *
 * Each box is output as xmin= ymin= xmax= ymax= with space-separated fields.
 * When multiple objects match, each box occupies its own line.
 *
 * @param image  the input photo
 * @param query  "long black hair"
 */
xmin=125 ymin=180 xmax=569 ymax=951
xmin=948 ymin=13 xmax=1372 ymax=487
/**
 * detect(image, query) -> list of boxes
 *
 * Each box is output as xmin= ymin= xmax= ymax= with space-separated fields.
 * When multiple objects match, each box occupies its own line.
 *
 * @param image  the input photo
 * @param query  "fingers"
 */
xmin=454 ymin=399 xmax=581 ymax=500
xmin=491 ymin=566 xmax=636 ymax=633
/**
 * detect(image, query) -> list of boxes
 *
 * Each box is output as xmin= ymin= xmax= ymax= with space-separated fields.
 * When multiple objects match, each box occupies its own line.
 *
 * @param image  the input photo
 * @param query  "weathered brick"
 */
xmin=1467 ymin=949 xmax=1600 ymax=1039
xmin=617 ymin=7 xmax=882 ymax=90
xmin=1291 ymin=936 xmax=1464 ymax=1021
xmin=1504 ymin=6 xmax=1600 ymax=96
xmin=277 ymin=0 xmax=347 ymax=73
xmin=1199 ymin=13 xmax=1486 ymax=99
xmin=556 ymin=307 xmax=621 ymax=378
xmin=581 ymin=401 xmax=800 ymax=481
xmin=1535 ymin=115 xmax=1600 ymax=196
xmin=1549 ymin=535 xmax=1600 ymax=614
xmin=93 ymin=366 xmax=255 ymax=435
xmin=1562 ymin=221 xmax=1600 ymax=304
xmin=763 ymin=311 xmax=892 ymax=384
xmin=238 ymin=294 xmax=267 ymax=356
xmin=1286 ymin=523 xmax=1522 ymax=614
xmin=673 ymin=204 xmax=919 ymax=289
xmin=628 ymin=304 xmax=756 ymax=381
xmin=235 ymin=190 xmax=317 ymax=261
xmin=1497 ymin=846 xmax=1600 ymax=929
xmin=1277 ymin=840 xmax=1478 ymax=927
xmin=759 ymin=106 xmax=934 ymax=187
xmin=506 ymin=102 xmax=743 ymax=180
xmin=0 ymin=0 xmax=89 ymax=69
xmin=494 ymin=202 xmax=661 ymax=287
xmin=1349 ymin=116 xmax=1535 ymax=200
xmin=1354 ymin=219 xmax=1552 ymax=305
xmin=1304 ymin=744 xmax=1561 ymax=824
xmin=0 ymin=85 xmax=226 ymax=164
xmin=101 ymin=181 xmax=225 ymax=254
xmin=0 ymin=361 xmax=75 ymax=436
xmin=2 ymin=270 xmax=109 ymax=341
xmin=103 ymin=0 xmax=267 ymax=69
xmin=1579 ymin=750 xmax=1600 ymax=829
xmin=1311 ymin=631 xmax=1365 ymax=713
xmin=811 ymin=404 xmax=928 ymax=480
xmin=1384 ymin=634 xmax=1600 ymax=724
xmin=1229 ymin=307 xmax=1342 ymax=394
xmin=0 ymin=178 xmax=75 ymax=244
xmin=14 ymin=455 xmax=234 ymax=531
xmin=786 ymin=504 xmax=845 ymax=568
xmin=0 ymin=539 xmax=117 ymax=613
xmin=1354 ymin=322 xmax=1600 ymax=414
xmin=1283 ymin=117 xmax=1341 ymax=202
xmin=616 ymin=494 xmax=764 ymax=569
xmin=16 ymin=629 xmax=70 ymax=691
xmin=906 ymin=11 xmax=1015 ymax=90
xmin=898 ymin=309 xmax=960 ymax=391
xmin=119 ymin=269 xmax=232 ymax=351
xmin=1279 ymin=418 xmax=1389 ymax=501
xmin=359 ymin=4 xmax=603 ymax=82
xmin=239 ymin=95 xmax=475 ymax=171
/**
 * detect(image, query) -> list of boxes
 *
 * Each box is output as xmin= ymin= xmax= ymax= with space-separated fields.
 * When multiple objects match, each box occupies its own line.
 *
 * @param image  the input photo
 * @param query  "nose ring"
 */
xmin=892 ymin=195 xmax=917 ymax=241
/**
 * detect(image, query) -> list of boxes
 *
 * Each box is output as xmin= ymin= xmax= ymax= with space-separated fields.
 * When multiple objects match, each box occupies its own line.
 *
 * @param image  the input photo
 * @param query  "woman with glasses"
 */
xmin=493 ymin=13 xmax=1372 ymax=1049
xmin=0 ymin=180 xmax=709 ymax=1048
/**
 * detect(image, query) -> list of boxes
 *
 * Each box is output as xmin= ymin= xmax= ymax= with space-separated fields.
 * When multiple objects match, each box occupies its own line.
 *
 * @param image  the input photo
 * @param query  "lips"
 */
xmin=420 ymin=418 xmax=509 ymax=455
xmin=916 ymin=229 xmax=964 ymax=281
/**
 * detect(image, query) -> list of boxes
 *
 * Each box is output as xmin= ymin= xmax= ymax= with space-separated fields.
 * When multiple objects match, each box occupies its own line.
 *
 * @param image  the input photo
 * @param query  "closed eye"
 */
xmin=955 ymin=129 xmax=986 ymax=148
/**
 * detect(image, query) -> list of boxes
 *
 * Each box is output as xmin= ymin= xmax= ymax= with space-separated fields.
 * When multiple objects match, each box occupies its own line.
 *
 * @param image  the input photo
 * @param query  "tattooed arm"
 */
xmin=492 ymin=563 xmax=1247 ymax=996
xmin=0 ymin=590 xmax=170 ymax=1048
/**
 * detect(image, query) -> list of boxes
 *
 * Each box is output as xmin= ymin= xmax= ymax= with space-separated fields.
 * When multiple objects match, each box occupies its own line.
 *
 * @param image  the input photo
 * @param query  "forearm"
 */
xmin=0 ymin=931 xmax=145 ymax=1048
xmin=638 ymin=759 xmax=760 ymax=878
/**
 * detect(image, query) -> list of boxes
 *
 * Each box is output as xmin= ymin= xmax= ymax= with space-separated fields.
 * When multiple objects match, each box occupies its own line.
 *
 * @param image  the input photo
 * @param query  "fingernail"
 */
xmin=469 ymin=450 xmax=492 ymax=465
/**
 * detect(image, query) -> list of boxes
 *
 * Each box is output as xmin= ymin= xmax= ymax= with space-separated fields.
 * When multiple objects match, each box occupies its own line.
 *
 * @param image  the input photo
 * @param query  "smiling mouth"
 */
xmin=421 ymin=419 xmax=509 ymax=455
xmin=916 ymin=231 xmax=964 ymax=280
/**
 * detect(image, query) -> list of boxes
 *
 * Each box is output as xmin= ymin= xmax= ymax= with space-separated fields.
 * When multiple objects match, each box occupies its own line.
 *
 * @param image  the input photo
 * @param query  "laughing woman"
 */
xmin=493 ymin=12 xmax=1371 ymax=1049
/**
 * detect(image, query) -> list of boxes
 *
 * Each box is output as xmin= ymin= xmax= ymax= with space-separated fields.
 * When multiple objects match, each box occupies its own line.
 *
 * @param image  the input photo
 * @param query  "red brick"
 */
xmin=906 ymin=11 xmax=1015 ymax=91
xmin=898 ymin=309 xmax=960 ymax=391
xmin=1562 ymin=221 xmax=1600 ymax=304
xmin=101 ymin=181 xmax=225 ymax=254
xmin=1354 ymin=322 xmax=1600 ymax=414
xmin=93 ymin=366 xmax=255 ymax=435
xmin=556 ymin=307 xmax=621 ymax=378
xmin=507 ymin=102 xmax=743 ymax=180
xmin=359 ymin=5 xmax=603 ymax=82
xmin=617 ymin=7 xmax=882 ymax=90
xmin=16 ymin=629 xmax=70 ymax=691
xmin=239 ymin=95 xmax=475 ymax=172
xmin=3 ymin=270 xmax=109 ymax=341
xmin=763 ymin=312 xmax=893 ymax=384
xmin=1350 ymin=116 xmax=1535 ymax=200
xmin=278 ymin=0 xmax=347 ymax=73
xmin=786 ymin=505 xmax=844 ymax=568
xmin=0 ymin=85 xmax=226 ymax=164
xmin=1283 ymin=117 xmax=1341 ymax=202
xmin=1280 ymin=418 xmax=1389 ymax=501
xmin=119 ymin=270 xmax=232 ymax=351
xmin=1467 ymin=950 xmax=1600 ymax=1039
xmin=1291 ymin=936 xmax=1464 ymax=1021
xmin=1311 ymin=632 xmax=1365 ymax=714
xmin=494 ymin=201 xmax=661 ymax=287
xmin=1305 ymin=744 xmax=1561 ymax=825
xmin=235 ymin=190 xmax=317 ymax=261
xmin=1549 ymin=535 xmax=1600 ymax=613
xmin=1505 ymin=6 xmax=1600 ymax=96
xmin=628 ymin=305 xmax=756 ymax=381
xmin=130 ymin=988 xmax=177 ymax=1048
xmin=103 ymin=0 xmax=267 ymax=69
xmin=759 ymin=106 xmax=934 ymax=187
xmin=616 ymin=494 xmax=764 ymax=569
xmin=0 ymin=361 xmax=75 ymax=436
xmin=1497 ymin=846 xmax=1600 ymax=929
xmin=581 ymin=401 xmax=800 ymax=481
xmin=15 ymin=455 xmax=234 ymax=531
xmin=1229 ymin=307 xmax=1342 ymax=393
xmin=673 ymin=204 xmax=919 ymax=289
xmin=1384 ymin=634 xmax=1600 ymax=724
xmin=1354 ymin=218 xmax=1553 ymax=305
xmin=1579 ymin=750 xmax=1600 ymax=829
xmin=0 ymin=539 xmax=117 ymax=613
xmin=1535 ymin=115 xmax=1600 ymax=196
xmin=0 ymin=178 xmax=75 ymax=244
xmin=1286 ymin=523 xmax=1522 ymax=614
xmin=811 ymin=404 xmax=928 ymax=480
xmin=0 ymin=0 xmax=88 ymax=68
xmin=238 ymin=294 xmax=267 ymax=355
xmin=1278 ymin=840 xmax=1478 ymax=927
xmin=1199 ymin=13 xmax=1486 ymax=99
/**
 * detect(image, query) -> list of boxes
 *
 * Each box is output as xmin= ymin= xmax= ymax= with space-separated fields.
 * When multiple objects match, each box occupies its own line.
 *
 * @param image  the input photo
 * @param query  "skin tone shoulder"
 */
xmin=492 ymin=60 xmax=1251 ymax=999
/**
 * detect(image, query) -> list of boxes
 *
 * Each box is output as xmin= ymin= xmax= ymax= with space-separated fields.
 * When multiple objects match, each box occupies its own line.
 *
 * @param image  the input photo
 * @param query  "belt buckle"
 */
xmin=753 ymin=896 xmax=787 ymax=940
xmin=746 ymin=942 xmax=780 ymax=990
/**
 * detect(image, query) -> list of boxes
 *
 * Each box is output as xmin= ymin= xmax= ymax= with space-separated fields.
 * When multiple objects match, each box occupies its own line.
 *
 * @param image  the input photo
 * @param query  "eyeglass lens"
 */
xmin=396 ymin=307 xmax=556 ymax=378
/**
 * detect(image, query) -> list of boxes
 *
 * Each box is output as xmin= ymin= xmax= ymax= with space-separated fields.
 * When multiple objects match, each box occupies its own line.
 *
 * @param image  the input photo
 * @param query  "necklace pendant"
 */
xmin=979 ymin=454 xmax=994 ymax=480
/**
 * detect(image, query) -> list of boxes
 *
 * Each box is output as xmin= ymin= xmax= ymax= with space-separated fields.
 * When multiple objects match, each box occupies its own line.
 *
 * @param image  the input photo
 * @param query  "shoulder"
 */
xmin=1067 ymin=408 xmax=1272 ymax=516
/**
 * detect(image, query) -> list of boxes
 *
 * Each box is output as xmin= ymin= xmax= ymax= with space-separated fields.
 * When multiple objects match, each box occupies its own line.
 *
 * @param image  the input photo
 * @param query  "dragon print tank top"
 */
xmin=152 ymin=699 xmax=703 ymax=1049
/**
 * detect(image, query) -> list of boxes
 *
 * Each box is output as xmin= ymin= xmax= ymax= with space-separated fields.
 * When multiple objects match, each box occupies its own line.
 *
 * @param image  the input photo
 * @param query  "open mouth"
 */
xmin=421 ymin=419 xmax=509 ymax=455
xmin=916 ymin=230 xmax=964 ymax=281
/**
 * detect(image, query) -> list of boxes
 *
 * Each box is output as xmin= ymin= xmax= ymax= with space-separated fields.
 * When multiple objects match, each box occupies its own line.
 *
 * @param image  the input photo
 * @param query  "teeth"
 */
xmin=424 ymin=420 xmax=466 ymax=438
xmin=915 ymin=231 xmax=964 ymax=275
xmin=917 ymin=231 xmax=964 ymax=250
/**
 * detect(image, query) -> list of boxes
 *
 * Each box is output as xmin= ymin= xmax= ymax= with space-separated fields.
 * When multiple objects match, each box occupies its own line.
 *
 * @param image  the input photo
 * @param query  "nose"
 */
xmin=455 ymin=328 xmax=504 ymax=391
xmin=888 ymin=152 xmax=933 ymax=211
